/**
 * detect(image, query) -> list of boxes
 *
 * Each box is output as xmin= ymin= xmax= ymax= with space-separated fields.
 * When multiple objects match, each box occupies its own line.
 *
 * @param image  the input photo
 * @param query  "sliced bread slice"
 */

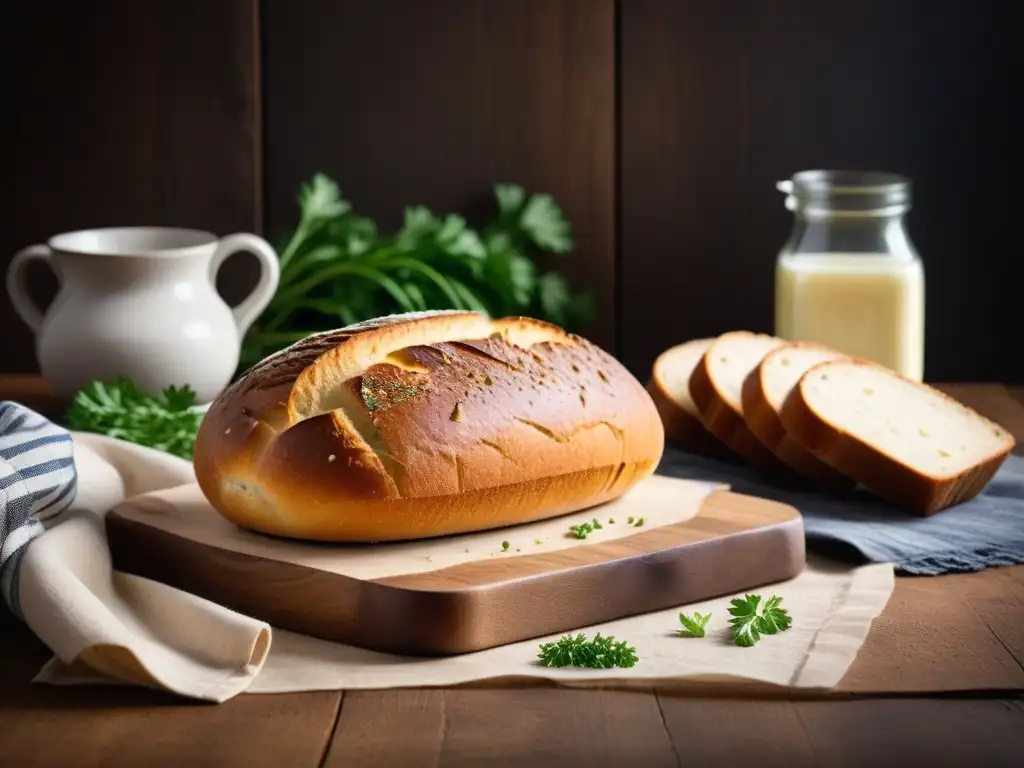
xmin=688 ymin=331 xmax=799 ymax=477
xmin=780 ymin=359 xmax=1016 ymax=515
xmin=742 ymin=342 xmax=855 ymax=492
xmin=647 ymin=339 xmax=736 ymax=460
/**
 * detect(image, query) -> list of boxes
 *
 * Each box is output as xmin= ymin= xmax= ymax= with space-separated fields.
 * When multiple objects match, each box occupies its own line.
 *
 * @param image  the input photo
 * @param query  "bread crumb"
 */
xmin=572 ymin=364 xmax=580 ymax=373
xmin=425 ymin=556 xmax=434 ymax=562
xmin=579 ymin=393 xmax=586 ymax=406
xmin=451 ymin=402 xmax=464 ymax=422
xmin=820 ymin=374 xmax=829 ymax=381
xmin=464 ymin=547 xmax=470 ymax=553
xmin=224 ymin=427 xmax=231 ymax=435
xmin=328 ymin=454 xmax=337 ymax=463
xmin=598 ymin=370 xmax=609 ymax=383
xmin=484 ymin=374 xmax=493 ymax=386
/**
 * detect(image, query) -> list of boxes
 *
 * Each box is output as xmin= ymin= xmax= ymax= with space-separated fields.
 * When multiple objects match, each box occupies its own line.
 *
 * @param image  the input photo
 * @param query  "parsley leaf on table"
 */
xmin=66 ymin=378 xmax=203 ymax=461
xmin=728 ymin=594 xmax=792 ymax=647
xmin=537 ymin=632 xmax=638 ymax=669
xmin=677 ymin=611 xmax=712 ymax=638
xmin=757 ymin=595 xmax=793 ymax=635
xmin=728 ymin=595 xmax=764 ymax=647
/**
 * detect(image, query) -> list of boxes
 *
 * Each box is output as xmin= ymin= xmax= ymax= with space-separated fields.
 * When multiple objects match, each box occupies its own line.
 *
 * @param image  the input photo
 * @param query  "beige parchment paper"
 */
xmin=24 ymin=433 xmax=894 ymax=701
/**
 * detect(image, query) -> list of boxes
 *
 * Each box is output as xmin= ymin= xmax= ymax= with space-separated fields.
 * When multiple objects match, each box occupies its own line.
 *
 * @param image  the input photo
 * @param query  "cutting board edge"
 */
xmin=106 ymin=490 xmax=806 ymax=656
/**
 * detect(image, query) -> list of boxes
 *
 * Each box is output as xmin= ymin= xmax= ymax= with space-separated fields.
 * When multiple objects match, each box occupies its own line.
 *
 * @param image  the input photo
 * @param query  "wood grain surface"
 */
xmin=3 ymin=379 xmax=1023 ymax=766
xmin=105 ymin=484 xmax=804 ymax=655
xmin=2 ymin=625 xmax=1021 ymax=768
xmin=1 ymin=0 xmax=263 ymax=376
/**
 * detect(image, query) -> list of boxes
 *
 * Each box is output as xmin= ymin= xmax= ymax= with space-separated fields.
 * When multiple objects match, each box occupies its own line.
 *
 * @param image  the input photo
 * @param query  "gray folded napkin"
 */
xmin=657 ymin=447 xmax=1024 ymax=575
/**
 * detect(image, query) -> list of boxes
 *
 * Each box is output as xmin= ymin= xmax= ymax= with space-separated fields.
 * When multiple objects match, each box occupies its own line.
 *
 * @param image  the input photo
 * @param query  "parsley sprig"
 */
xmin=677 ymin=611 xmax=712 ymax=638
xmin=727 ymin=594 xmax=792 ymax=648
xmin=534 ymin=593 xmax=793 ymax=664
xmin=66 ymin=377 xmax=203 ymax=460
xmin=537 ymin=632 xmax=638 ymax=669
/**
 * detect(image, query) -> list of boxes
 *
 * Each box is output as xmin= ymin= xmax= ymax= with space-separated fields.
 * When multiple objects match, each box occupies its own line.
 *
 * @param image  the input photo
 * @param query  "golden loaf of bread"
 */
xmin=194 ymin=311 xmax=665 ymax=542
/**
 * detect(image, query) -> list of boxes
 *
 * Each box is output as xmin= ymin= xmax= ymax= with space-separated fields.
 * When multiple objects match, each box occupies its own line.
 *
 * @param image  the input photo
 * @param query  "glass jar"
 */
xmin=774 ymin=170 xmax=925 ymax=381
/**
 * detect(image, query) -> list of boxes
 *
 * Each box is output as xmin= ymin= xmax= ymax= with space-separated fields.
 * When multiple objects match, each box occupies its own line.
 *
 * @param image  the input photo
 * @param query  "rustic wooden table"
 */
xmin=1 ymin=377 xmax=1022 ymax=766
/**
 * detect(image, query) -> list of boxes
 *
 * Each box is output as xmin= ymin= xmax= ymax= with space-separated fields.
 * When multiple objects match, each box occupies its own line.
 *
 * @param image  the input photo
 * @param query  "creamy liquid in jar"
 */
xmin=775 ymin=253 xmax=925 ymax=381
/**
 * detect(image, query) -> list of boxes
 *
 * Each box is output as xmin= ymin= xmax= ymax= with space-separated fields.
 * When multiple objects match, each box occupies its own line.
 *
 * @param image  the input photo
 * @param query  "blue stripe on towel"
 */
xmin=0 ymin=401 xmax=78 ymax=619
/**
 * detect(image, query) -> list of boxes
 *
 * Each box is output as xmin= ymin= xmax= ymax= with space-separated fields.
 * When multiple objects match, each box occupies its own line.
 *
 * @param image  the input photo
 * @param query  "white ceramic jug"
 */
xmin=6 ymin=226 xmax=281 ymax=403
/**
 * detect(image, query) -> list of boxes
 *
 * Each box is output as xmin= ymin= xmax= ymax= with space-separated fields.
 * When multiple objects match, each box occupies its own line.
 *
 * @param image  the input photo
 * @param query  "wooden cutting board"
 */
xmin=105 ymin=475 xmax=805 ymax=656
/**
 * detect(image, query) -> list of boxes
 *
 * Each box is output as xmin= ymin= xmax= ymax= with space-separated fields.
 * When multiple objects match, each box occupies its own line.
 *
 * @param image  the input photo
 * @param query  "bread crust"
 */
xmin=194 ymin=311 xmax=665 ymax=541
xmin=779 ymin=359 xmax=1016 ymax=515
xmin=647 ymin=341 xmax=737 ymax=461
xmin=741 ymin=343 xmax=855 ymax=493
xmin=688 ymin=334 xmax=800 ymax=480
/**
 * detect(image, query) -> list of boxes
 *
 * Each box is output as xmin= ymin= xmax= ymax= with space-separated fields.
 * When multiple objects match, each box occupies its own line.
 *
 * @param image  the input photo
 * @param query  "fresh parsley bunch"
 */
xmin=537 ymin=632 xmax=639 ymax=669
xmin=240 ymin=174 xmax=594 ymax=368
xmin=66 ymin=378 xmax=203 ymax=461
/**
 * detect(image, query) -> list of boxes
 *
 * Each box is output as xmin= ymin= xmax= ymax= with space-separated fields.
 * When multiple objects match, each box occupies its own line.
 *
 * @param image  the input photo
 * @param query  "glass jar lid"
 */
xmin=777 ymin=170 xmax=912 ymax=217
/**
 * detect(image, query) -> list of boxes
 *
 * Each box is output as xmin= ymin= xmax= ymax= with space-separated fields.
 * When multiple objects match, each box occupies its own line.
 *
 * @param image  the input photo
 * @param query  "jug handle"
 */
xmin=6 ymin=244 xmax=56 ymax=334
xmin=210 ymin=234 xmax=282 ymax=338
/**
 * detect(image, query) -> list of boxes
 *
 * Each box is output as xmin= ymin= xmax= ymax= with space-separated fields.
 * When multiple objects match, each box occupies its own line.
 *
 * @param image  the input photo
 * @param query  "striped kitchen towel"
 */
xmin=0 ymin=401 xmax=78 ymax=619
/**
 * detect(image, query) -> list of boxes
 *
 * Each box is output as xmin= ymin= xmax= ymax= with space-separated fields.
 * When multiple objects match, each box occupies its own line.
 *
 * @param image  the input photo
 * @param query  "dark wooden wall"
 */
xmin=2 ymin=1 xmax=1017 ymax=382
xmin=262 ymin=0 xmax=616 ymax=352
xmin=2 ymin=0 xmax=262 ymax=374
xmin=620 ymin=0 xmax=1019 ymax=382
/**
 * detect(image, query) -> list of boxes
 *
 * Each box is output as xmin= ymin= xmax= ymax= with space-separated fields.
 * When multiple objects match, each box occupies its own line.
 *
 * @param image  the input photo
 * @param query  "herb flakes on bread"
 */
xmin=194 ymin=311 xmax=665 ymax=542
